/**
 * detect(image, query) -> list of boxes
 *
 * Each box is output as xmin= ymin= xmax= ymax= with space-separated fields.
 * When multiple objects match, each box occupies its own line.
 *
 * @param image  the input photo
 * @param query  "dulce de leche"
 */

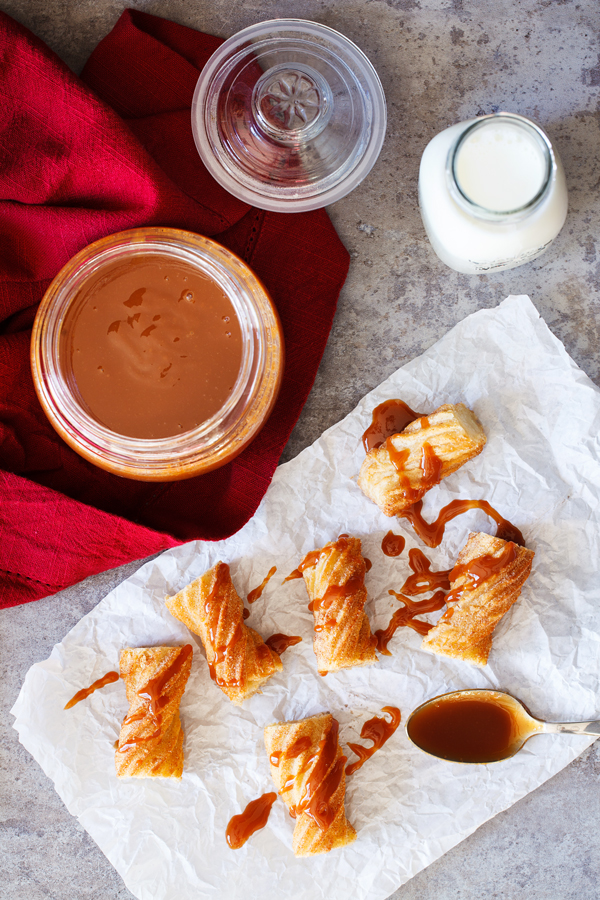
xmin=66 ymin=254 xmax=243 ymax=439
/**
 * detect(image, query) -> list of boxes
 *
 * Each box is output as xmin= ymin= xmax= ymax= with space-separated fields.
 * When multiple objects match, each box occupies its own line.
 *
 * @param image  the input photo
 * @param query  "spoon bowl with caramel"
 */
xmin=405 ymin=689 xmax=600 ymax=764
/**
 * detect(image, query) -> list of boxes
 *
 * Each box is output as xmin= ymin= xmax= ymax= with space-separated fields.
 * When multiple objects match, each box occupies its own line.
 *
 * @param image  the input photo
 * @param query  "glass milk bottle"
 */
xmin=418 ymin=112 xmax=568 ymax=274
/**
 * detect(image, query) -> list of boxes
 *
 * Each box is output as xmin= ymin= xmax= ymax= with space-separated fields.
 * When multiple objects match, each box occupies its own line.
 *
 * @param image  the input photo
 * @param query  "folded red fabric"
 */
xmin=0 ymin=9 xmax=349 ymax=609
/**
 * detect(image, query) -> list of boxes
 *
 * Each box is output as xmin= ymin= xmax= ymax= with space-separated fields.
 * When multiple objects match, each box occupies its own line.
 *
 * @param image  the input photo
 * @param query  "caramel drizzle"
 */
xmin=285 ymin=536 xmax=355 ymax=583
xmin=385 ymin=439 xmax=422 ymax=505
xmin=226 ymin=792 xmax=278 ymax=849
xmin=383 ymin=435 xmax=443 ymax=505
xmin=283 ymin=568 xmax=302 ymax=582
xmin=381 ymin=531 xmax=406 ymax=557
xmin=443 ymin=541 xmax=518 ymax=608
xmin=271 ymin=735 xmax=313 ymax=768
xmin=247 ymin=566 xmax=277 ymax=605
xmin=362 ymin=399 xmax=422 ymax=452
xmin=401 ymin=548 xmax=451 ymax=595
xmin=345 ymin=706 xmax=401 ymax=776
xmin=264 ymin=633 xmax=302 ymax=655
xmin=399 ymin=499 xmax=525 ymax=548
xmin=420 ymin=441 xmax=443 ymax=486
xmin=290 ymin=719 xmax=345 ymax=830
xmin=202 ymin=564 xmax=245 ymax=687
xmin=450 ymin=541 xmax=517 ymax=589
xmin=117 ymin=645 xmax=192 ymax=753
xmin=204 ymin=562 xmax=231 ymax=613
xmin=308 ymin=572 xmax=364 ymax=614
xmin=135 ymin=644 xmax=193 ymax=720
xmin=375 ymin=547 xmax=451 ymax=653
xmin=207 ymin=622 xmax=243 ymax=687
xmin=64 ymin=670 xmax=119 ymax=709
xmin=375 ymin=589 xmax=447 ymax=652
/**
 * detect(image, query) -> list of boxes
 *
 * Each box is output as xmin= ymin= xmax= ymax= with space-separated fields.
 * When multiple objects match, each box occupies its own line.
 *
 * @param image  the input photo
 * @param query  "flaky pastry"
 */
xmin=115 ymin=644 xmax=192 ymax=778
xmin=422 ymin=531 xmax=534 ymax=666
xmin=358 ymin=402 xmax=486 ymax=515
xmin=264 ymin=713 xmax=356 ymax=856
xmin=298 ymin=534 xmax=377 ymax=674
xmin=165 ymin=562 xmax=282 ymax=704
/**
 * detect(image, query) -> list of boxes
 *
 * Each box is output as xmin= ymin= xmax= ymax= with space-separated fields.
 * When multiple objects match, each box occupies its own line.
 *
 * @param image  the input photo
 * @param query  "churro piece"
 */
xmin=115 ymin=644 xmax=192 ymax=778
xmin=165 ymin=562 xmax=282 ymax=704
xmin=298 ymin=535 xmax=377 ymax=674
xmin=422 ymin=531 xmax=534 ymax=666
xmin=264 ymin=713 xmax=356 ymax=856
xmin=358 ymin=403 xmax=486 ymax=515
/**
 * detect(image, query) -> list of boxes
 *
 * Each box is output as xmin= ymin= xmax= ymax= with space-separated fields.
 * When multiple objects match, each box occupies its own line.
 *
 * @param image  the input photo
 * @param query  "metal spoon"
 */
xmin=405 ymin=689 xmax=600 ymax=764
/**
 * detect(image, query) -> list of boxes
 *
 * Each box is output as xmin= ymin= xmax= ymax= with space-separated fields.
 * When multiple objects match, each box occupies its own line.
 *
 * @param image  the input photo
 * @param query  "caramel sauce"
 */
xmin=136 ymin=644 xmax=193 ymax=720
xmin=264 ymin=633 xmax=302 ymax=655
xmin=401 ymin=548 xmax=451 ymax=596
xmin=287 ymin=535 xmax=358 ymax=585
xmin=375 ymin=590 xmax=447 ymax=653
xmin=399 ymin=499 xmax=525 ymax=548
xmin=362 ymin=399 xmax=422 ymax=452
xmin=450 ymin=542 xmax=517 ymax=590
xmin=271 ymin=735 xmax=313 ymax=768
xmin=204 ymin=563 xmax=231 ymax=613
xmin=406 ymin=691 xmax=540 ymax=763
xmin=226 ymin=792 xmax=278 ymax=849
xmin=441 ymin=542 xmax=518 ymax=613
xmin=67 ymin=255 xmax=243 ymax=439
xmin=346 ymin=707 xmax=401 ymax=776
xmin=381 ymin=531 xmax=406 ymax=557
xmin=207 ymin=623 xmax=243 ymax=686
xmin=64 ymin=670 xmax=119 ymax=709
xmin=384 ymin=438 xmax=422 ymax=505
xmin=308 ymin=572 xmax=364 ymax=613
xmin=292 ymin=719 xmax=342 ymax=829
xmin=118 ymin=725 xmax=162 ymax=753
xmin=420 ymin=441 xmax=443 ymax=486
xmin=247 ymin=566 xmax=277 ymax=605
xmin=201 ymin=564 xmax=244 ymax=686
xmin=122 ymin=709 xmax=146 ymax=728
xmin=283 ymin=568 xmax=302 ymax=582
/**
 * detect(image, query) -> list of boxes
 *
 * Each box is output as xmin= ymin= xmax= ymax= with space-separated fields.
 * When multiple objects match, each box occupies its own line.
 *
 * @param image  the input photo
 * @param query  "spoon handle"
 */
xmin=543 ymin=720 xmax=600 ymax=736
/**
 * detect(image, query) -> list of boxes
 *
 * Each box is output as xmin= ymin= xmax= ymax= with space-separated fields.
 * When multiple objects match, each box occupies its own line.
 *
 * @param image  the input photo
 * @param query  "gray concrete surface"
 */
xmin=2 ymin=1 xmax=600 ymax=898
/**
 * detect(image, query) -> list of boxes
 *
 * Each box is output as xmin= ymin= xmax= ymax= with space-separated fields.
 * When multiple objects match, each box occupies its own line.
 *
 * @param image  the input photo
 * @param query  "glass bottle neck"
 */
xmin=446 ymin=113 xmax=555 ymax=222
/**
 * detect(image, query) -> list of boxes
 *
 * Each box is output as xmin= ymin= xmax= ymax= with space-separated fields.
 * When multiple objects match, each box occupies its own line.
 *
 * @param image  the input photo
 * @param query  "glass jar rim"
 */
xmin=446 ymin=112 xmax=555 ymax=222
xmin=31 ymin=228 xmax=284 ymax=481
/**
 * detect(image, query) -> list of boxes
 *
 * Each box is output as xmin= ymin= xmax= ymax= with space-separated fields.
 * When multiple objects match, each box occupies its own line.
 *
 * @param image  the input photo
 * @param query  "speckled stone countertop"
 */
xmin=1 ymin=1 xmax=599 ymax=899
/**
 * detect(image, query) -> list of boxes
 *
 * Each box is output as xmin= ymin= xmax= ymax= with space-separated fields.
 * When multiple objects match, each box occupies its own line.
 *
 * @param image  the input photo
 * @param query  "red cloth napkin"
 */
xmin=0 ymin=10 xmax=349 ymax=609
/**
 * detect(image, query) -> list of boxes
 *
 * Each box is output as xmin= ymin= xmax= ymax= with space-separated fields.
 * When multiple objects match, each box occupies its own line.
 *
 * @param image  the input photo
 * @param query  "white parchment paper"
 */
xmin=12 ymin=295 xmax=600 ymax=900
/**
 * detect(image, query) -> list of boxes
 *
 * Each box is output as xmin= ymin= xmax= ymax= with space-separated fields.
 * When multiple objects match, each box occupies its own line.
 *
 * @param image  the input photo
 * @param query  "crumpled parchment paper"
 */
xmin=12 ymin=295 xmax=600 ymax=900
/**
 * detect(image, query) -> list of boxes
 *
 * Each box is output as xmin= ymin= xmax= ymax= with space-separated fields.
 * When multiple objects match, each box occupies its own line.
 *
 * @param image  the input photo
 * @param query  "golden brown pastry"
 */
xmin=422 ymin=531 xmax=534 ymax=666
xmin=264 ymin=713 xmax=356 ymax=856
xmin=298 ymin=534 xmax=377 ymax=674
xmin=357 ymin=403 xmax=486 ymax=515
xmin=165 ymin=562 xmax=282 ymax=704
xmin=115 ymin=644 xmax=192 ymax=778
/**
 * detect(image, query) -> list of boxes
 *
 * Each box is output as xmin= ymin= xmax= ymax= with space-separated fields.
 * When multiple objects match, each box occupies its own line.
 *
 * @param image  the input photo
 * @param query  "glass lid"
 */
xmin=191 ymin=19 xmax=387 ymax=212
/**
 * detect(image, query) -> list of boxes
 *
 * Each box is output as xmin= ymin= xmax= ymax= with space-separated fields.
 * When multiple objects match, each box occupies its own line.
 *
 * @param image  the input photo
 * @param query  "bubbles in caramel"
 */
xmin=66 ymin=255 xmax=243 ymax=439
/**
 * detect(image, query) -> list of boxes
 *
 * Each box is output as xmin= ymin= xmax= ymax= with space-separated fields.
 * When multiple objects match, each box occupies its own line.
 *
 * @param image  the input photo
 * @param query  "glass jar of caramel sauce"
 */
xmin=31 ymin=228 xmax=284 ymax=481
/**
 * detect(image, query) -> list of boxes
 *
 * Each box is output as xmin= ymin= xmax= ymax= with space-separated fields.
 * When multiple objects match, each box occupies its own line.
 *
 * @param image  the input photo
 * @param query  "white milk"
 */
xmin=418 ymin=113 xmax=568 ymax=274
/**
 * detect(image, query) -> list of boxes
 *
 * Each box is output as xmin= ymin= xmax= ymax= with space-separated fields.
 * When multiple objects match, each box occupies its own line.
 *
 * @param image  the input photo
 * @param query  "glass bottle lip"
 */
xmin=446 ymin=112 xmax=556 ymax=222
xmin=31 ymin=228 xmax=284 ymax=482
xmin=191 ymin=18 xmax=387 ymax=212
